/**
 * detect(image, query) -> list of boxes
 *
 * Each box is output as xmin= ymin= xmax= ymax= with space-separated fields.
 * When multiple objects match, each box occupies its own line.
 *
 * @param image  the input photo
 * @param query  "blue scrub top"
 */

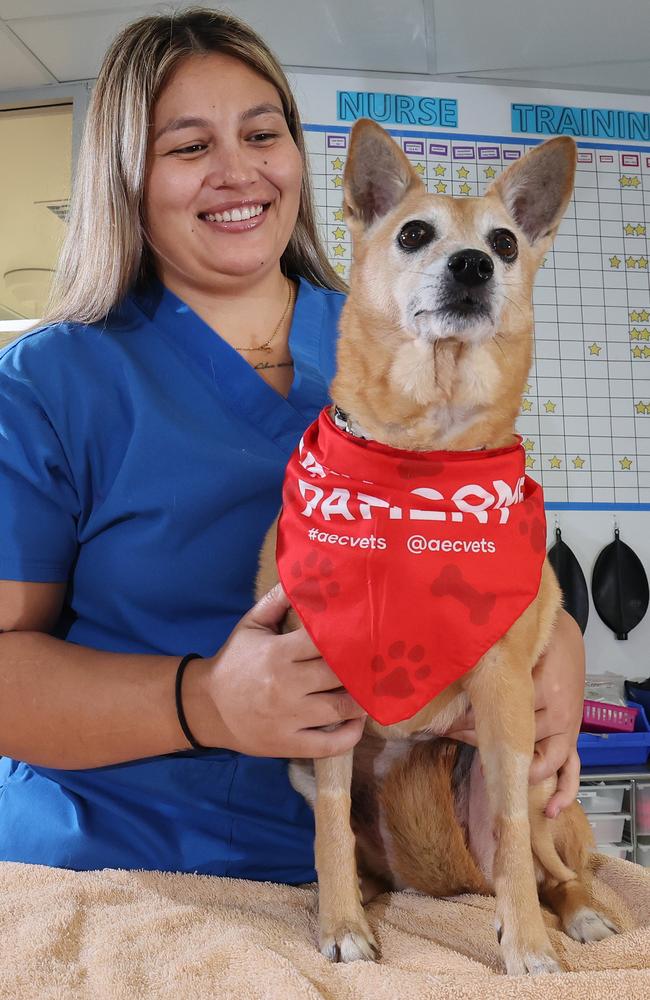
xmin=0 ymin=275 xmax=343 ymax=881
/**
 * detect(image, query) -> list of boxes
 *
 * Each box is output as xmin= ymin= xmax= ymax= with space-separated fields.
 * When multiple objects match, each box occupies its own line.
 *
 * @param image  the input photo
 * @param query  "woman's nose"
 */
xmin=204 ymin=142 xmax=259 ymax=189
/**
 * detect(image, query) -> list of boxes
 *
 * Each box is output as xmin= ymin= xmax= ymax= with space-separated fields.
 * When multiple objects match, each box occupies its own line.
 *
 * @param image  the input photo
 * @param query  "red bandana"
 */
xmin=276 ymin=407 xmax=547 ymax=726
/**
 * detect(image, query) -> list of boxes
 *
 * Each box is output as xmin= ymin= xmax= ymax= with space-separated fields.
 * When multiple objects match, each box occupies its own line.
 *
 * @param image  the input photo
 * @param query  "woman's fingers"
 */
xmin=545 ymin=751 xmax=581 ymax=817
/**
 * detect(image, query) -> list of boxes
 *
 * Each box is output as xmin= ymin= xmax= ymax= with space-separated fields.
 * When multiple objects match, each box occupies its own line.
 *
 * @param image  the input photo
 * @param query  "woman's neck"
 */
xmin=159 ymin=266 xmax=292 ymax=350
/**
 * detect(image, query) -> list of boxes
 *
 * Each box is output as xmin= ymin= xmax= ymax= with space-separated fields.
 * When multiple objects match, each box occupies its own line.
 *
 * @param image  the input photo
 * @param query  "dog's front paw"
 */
xmin=319 ymin=916 xmax=378 ymax=963
xmin=496 ymin=921 xmax=561 ymax=976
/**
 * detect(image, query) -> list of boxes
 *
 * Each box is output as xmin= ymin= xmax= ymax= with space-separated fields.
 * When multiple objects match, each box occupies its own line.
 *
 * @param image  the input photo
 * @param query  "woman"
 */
xmin=0 ymin=7 xmax=584 ymax=882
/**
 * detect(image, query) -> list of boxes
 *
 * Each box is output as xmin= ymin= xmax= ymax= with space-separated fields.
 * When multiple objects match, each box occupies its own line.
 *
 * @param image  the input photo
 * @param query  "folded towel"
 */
xmin=0 ymin=854 xmax=647 ymax=999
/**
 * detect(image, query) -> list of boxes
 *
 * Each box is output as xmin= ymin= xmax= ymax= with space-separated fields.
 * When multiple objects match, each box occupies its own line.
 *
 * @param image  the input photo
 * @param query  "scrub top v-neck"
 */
xmin=0 ymin=275 xmax=344 ymax=881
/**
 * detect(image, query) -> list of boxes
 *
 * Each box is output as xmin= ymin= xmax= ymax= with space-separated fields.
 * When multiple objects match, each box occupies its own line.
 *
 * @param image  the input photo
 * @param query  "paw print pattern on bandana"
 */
xmin=430 ymin=564 xmax=497 ymax=625
xmin=396 ymin=459 xmax=444 ymax=481
xmin=290 ymin=551 xmax=341 ymax=613
xmin=518 ymin=512 xmax=546 ymax=553
xmin=370 ymin=641 xmax=433 ymax=699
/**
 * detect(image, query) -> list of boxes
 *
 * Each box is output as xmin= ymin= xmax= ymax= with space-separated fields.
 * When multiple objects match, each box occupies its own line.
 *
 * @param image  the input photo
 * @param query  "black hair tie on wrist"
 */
xmin=175 ymin=653 xmax=210 ymax=750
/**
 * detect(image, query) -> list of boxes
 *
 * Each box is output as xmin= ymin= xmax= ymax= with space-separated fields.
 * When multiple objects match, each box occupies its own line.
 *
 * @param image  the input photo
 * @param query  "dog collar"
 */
xmin=333 ymin=405 xmax=370 ymax=440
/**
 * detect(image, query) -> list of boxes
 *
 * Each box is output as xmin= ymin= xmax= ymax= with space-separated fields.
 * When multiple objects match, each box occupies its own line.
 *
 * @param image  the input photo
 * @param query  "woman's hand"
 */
xmin=183 ymin=584 xmax=366 ymax=759
xmin=447 ymin=608 xmax=585 ymax=817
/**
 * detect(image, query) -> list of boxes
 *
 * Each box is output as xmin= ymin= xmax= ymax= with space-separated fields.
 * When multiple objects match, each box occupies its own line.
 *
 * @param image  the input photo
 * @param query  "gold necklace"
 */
xmin=234 ymin=279 xmax=294 ymax=354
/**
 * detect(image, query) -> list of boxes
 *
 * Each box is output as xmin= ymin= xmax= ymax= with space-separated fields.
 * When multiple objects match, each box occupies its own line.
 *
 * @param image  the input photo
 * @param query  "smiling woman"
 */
xmin=0 ymin=6 xmax=361 ymax=882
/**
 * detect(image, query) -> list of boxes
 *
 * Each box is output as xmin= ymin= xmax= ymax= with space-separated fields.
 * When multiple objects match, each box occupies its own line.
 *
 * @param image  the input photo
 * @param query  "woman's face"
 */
xmin=144 ymin=53 xmax=303 ymax=290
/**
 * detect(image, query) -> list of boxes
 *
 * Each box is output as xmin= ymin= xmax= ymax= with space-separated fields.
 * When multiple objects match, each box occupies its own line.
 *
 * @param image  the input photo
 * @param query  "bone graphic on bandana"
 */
xmin=370 ymin=642 xmax=434 ymax=699
xmin=290 ymin=551 xmax=341 ymax=613
xmin=430 ymin=565 xmax=497 ymax=625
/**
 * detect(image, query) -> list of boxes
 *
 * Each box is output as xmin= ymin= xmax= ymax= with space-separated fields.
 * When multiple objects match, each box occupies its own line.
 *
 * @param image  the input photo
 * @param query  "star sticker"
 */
xmin=484 ymin=166 xmax=497 ymax=178
xmin=414 ymin=162 xmax=425 ymax=176
xmin=521 ymin=398 xmax=533 ymax=412
xmin=630 ymin=310 xmax=640 ymax=322
xmin=626 ymin=256 xmax=638 ymax=268
xmin=625 ymin=222 xmax=637 ymax=235
xmin=639 ymin=257 xmax=648 ymax=269
xmin=588 ymin=343 xmax=602 ymax=355
xmin=544 ymin=400 xmax=557 ymax=413
xmin=523 ymin=438 xmax=535 ymax=451
xmin=333 ymin=208 xmax=344 ymax=222
xmin=619 ymin=456 xmax=633 ymax=470
xmin=435 ymin=180 xmax=448 ymax=193
xmin=609 ymin=255 xmax=621 ymax=268
xmin=635 ymin=400 xmax=647 ymax=414
xmin=333 ymin=261 xmax=346 ymax=275
xmin=642 ymin=329 xmax=650 ymax=341
xmin=573 ymin=456 xmax=586 ymax=469
xmin=630 ymin=176 xmax=640 ymax=188
xmin=331 ymin=175 xmax=343 ymax=188
xmin=332 ymin=243 xmax=346 ymax=257
xmin=331 ymin=157 xmax=344 ymax=171
xmin=524 ymin=382 xmax=532 ymax=394
xmin=632 ymin=345 xmax=643 ymax=358
xmin=541 ymin=256 xmax=547 ymax=267
xmin=434 ymin=164 xmax=446 ymax=176
xmin=620 ymin=175 xmax=630 ymax=187
xmin=549 ymin=455 xmax=562 ymax=469
xmin=459 ymin=182 xmax=471 ymax=195
xmin=644 ymin=345 xmax=650 ymax=358
xmin=457 ymin=166 xmax=470 ymax=178
xmin=636 ymin=224 xmax=646 ymax=236
xmin=525 ymin=455 xmax=536 ymax=469
xmin=332 ymin=226 xmax=346 ymax=240
xmin=631 ymin=328 xmax=641 ymax=340
xmin=640 ymin=310 xmax=650 ymax=322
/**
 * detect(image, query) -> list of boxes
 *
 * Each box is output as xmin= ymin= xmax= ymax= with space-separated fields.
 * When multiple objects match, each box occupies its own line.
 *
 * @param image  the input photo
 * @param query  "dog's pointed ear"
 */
xmin=343 ymin=118 xmax=424 ymax=230
xmin=489 ymin=136 xmax=577 ymax=245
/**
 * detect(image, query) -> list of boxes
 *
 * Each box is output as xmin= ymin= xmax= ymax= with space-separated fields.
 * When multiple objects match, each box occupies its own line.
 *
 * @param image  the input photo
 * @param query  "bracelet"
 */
xmin=175 ymin=653 xmax=210 ymax=751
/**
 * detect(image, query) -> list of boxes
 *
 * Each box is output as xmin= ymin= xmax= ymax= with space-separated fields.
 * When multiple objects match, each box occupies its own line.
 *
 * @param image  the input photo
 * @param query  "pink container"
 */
xmin=581 ymin=700 xmax=639 ymax=734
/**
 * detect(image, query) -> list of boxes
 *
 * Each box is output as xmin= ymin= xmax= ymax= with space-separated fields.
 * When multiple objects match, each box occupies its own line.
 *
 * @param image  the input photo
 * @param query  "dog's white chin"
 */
xmin=412 ymin=310 xmax=496 ymax=346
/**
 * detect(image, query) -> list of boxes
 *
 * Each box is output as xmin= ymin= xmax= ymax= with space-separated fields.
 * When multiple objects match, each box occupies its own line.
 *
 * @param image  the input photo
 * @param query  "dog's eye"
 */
xmin=398 ymin=220 xmax=435 ymax=252
xmin=490 ymin=228 xmax=518 ymax=262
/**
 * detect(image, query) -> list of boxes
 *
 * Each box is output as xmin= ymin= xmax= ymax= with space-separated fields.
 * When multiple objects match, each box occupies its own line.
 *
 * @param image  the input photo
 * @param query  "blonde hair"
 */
xmin=44 ymin=6 xmax=345 ymax=325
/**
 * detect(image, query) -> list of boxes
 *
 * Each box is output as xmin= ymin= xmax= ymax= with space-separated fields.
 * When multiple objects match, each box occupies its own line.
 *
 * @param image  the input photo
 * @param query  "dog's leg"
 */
xmin=531 ymin=793 xmax=619 ymax=942
xmin=314 ymin=751 xmax=378 ymax=962
xmin=465 ymin=648 xmax=561 ymax=976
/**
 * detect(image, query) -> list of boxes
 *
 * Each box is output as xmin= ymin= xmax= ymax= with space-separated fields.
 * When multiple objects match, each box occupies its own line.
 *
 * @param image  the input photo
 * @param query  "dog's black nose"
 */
xmin=447 ymin=249 xmax=494 ymax=287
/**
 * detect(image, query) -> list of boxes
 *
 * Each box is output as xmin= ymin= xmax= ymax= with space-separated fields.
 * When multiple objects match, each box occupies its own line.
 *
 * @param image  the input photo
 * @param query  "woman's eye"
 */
xmin=172 ymin=143 xmax=208 ymax=155
xmin=249 ymin=132 xmax=278 ymax=142
xmin=490 ymin=228 xmax=518 ymax=262
xmin=397 ymin=220 xmax=436 ymax=252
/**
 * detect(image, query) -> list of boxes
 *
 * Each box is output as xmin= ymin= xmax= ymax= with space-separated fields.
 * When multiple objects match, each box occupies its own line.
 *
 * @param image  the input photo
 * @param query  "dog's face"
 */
xmin=343 ymin=122 xmax=576 ymax=351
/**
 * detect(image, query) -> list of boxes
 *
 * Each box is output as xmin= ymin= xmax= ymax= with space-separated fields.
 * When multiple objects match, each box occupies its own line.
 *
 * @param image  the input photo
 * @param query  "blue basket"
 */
xmin=578 ymin=701 xmax=650 ymax=767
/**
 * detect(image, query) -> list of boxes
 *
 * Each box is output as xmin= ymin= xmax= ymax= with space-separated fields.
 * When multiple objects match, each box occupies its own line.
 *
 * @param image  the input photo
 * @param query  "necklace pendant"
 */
xmin=260 ymin=343 xmax=273 ymax=353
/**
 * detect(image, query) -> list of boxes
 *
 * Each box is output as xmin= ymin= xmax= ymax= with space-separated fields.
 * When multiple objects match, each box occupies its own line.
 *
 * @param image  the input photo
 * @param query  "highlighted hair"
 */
xmin=44 ymin=6 xmax=345 ymax=325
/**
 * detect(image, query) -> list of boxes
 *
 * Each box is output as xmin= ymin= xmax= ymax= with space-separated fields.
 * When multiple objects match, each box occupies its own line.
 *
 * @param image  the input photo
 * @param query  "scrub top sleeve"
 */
xmin=0 ymin=357 xmax=78 ymax=583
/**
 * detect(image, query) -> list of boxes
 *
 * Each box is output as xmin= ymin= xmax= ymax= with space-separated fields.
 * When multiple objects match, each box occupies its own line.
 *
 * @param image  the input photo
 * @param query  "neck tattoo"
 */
xmin=253 ymin=359 xmax=294 ymax=371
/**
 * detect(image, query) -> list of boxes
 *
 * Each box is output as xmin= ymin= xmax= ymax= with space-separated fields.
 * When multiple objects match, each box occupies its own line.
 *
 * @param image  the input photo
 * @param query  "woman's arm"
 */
xmin=447 ymin=608 xmax=585 ymax=816
xmin=0 ymin=581 xmax=365 ymax=769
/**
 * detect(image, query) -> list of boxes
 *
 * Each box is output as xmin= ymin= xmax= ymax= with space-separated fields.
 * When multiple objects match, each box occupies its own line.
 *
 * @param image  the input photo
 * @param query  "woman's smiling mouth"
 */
xmin=198 ymin=201 xmax=270 ymax=229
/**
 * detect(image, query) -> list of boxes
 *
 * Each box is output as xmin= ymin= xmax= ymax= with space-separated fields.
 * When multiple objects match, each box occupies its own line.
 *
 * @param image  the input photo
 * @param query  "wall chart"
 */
xmin=292 ymin=73 xmax=650 ymax=509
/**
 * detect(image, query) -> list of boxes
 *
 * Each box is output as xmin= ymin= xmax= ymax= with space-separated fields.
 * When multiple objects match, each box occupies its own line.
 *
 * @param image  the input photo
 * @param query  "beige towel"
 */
xmin=0 ymin=855 xmax=648 ymax=999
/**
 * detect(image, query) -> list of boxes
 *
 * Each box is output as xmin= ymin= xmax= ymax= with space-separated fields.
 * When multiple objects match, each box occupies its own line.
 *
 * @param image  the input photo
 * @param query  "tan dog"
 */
xmin=257 ymin=120 xmax=617 ymax=976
